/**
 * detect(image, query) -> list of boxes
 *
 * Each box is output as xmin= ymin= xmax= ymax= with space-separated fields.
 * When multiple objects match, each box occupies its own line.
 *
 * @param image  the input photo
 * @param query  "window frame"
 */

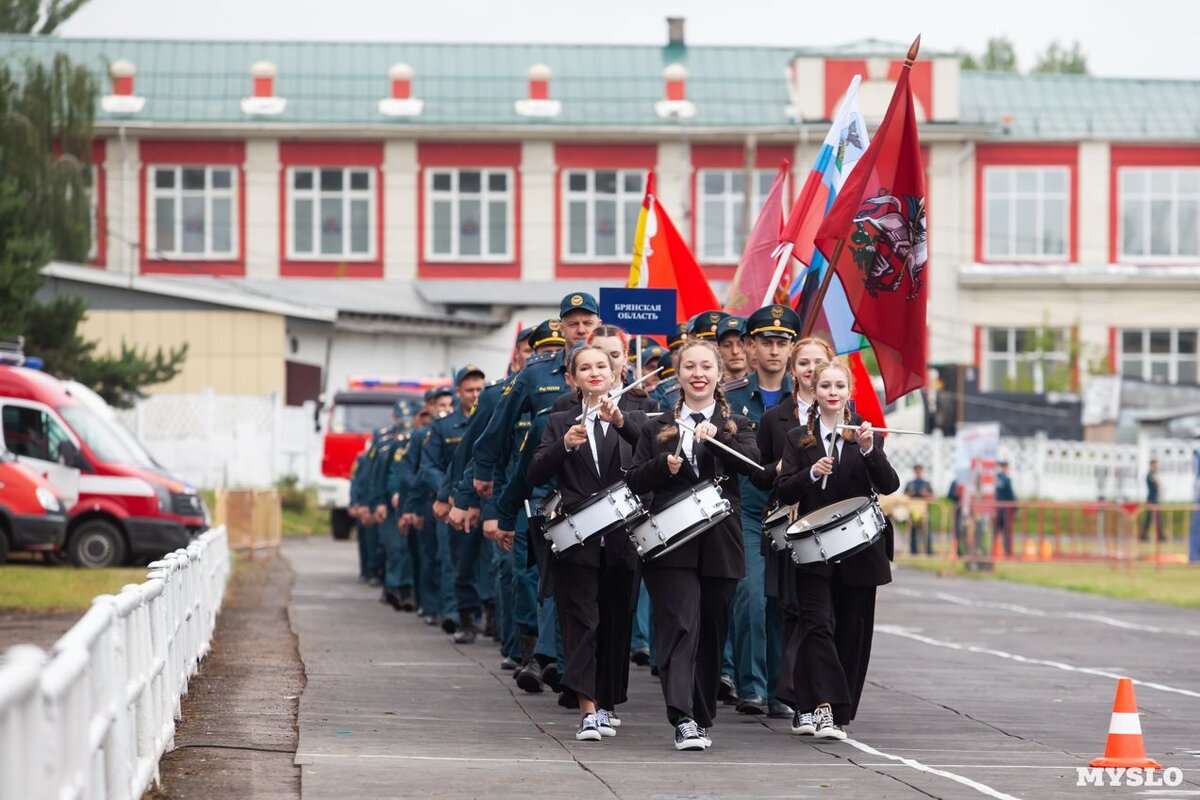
xmin=695 ymin=168 xmax=778 ymax=264
xmin=982 ymin=166 xmax=1071 ymax=261
xmin=146 ymin=165 xmax=239 ymax=260
xmin=1117 ymin=167 xmax=1200 ymax=262
xmin=286 ymin=166 xmax=377 ymax=262
xmin=560 ymin=168 xmax=646 ymax=263
xmin=1117 ymin=328 xmax=1198 ymax=385
xmin=982 ymin=326 xmax=1073 ymax=393
xmin=423 ymin=167 xmax=515 ymax=263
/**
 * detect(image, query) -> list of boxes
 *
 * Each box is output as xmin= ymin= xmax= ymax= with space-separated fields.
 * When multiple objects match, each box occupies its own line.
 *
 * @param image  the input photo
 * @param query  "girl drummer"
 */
xmin=528 ymin=344 xmax=647 ymax=742
xmin=751 ymin=337 xmax=834 ymax=735
xmin=774 ymin=360 xmax=899 ymax=739
xmin=624 ymin=339 xmax=760 ymax=751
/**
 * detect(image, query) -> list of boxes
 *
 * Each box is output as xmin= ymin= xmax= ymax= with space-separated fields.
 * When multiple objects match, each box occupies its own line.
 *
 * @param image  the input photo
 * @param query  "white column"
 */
xmin=382 ymin=140 xmax=418 ymax=280
xmin=519 ymin=141 xmax=555 ymax=280
xmin=104 ymin=133 xmax=141 ymax=273
xmin=931 ymin=58 xmax=961 ymax=122
xmin=243 ymin=139 xmax=280 ymax=278
xmin=927 ymin=141 xmax=974 ymax=364
xmin=655 ymin=141 xmax=691 ymax=244
xmin=1077 ymin=142 xmax=1111 ymax=265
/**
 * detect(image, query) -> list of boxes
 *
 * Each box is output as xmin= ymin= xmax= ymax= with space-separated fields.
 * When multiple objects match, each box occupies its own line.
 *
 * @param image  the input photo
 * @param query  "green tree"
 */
xmin=961 ymin=37 xmax=1019 ymax=72
xmin=0 ymin=0 xmax=91 ymax=34
xmin=1033 ymin=40 xmax=1089 ymax=74
xmin=1 ymin=54 xmax=186 ymax=407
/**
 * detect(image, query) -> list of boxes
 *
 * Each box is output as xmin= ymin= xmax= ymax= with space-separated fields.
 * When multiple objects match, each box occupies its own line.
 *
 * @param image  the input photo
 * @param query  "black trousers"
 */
xmin=776 ymin=566 xmax=876 ymax=726
xmin=644 ymin=568 xmax=737 ymax=728
xmin=553 ymin=550 xmax=637 ymax=709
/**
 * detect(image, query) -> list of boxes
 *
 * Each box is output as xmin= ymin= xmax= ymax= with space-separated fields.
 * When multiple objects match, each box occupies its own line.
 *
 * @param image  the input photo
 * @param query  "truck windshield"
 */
xmin=59 ymin=404 xmax=156 ymax=467
xmin=331 ymin=403 xmax=396 ymax=434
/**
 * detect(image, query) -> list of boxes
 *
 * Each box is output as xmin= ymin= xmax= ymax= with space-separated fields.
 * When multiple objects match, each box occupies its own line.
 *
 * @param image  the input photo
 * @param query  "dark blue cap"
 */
xmin=745 ymin=304 xmax=802 ymax=339
xmin=667 ymin=321 xmax=689 ymax=350
xmin=640 ymin=344 xmax=667 ymax=367
xmin=393 ymin=398 xmax=413 ymax=417
xmin=454 ymin=364 xmax=485 ymax=385
xmin=423 ymin=388 xmax=438 ymax=403
xmin=718 ymin=315 xmax=746 ymax=339
xmin=515 ymin=327 xmax=534 ymax=344
xmin=530 ymin=318 xmax=567 ymax=349
xmin=431 ymin=385 xmax=454 ymax=400
xmin=559 ymin=292 xmax=600 ymax=318
xmin=688 ymin=310 xmax=728 ymax=339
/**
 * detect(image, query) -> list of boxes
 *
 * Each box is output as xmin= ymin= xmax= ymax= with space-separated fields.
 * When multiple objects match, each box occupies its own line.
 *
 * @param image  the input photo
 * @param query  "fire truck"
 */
xmin=316 ymin=377 xmax=449 ymax=540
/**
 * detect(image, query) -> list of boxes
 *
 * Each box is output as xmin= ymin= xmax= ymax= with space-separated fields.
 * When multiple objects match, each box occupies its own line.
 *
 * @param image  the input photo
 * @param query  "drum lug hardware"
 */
xmin=550 ymin=544 xmax=558 ymax=554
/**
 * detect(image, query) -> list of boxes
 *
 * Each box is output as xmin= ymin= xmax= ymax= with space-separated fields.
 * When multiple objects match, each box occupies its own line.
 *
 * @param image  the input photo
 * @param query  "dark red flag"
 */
xmin=813 ymin=57 xmax=927 ymax=403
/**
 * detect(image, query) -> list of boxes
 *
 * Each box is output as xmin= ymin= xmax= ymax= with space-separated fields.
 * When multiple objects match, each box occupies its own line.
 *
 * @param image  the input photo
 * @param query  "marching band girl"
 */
xmin=624 ymin=340 xmax=759 ymax=751
xmin=774 ymin=360 xmax=898 ymax=739
xmin=528 ymin=344 xmax=647 ymax=741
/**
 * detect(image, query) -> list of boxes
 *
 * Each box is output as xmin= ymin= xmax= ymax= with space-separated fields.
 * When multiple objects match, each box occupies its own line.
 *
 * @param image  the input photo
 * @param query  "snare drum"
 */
xmin=761 ymin=501 xmax=797 ymax=552
xmin=544 ymin=482 xmax=645 ymax=555
xmin=784 ymin=496 xmax=887 ymax=565
xmin=536 ymin=491 xmax=562 ymax=520
xmin=631 ymin=480 xmax=731 ymax=561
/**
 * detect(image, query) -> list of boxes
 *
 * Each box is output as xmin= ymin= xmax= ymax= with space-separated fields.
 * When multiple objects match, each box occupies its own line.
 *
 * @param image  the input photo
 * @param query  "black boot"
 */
xmin=483 ymin=602 xmax=497 ymax=640
xmin=514 ymin=634 xmax=543 ymax=693
xmin=452 ymin=609 xmax=478 ymax=644
xmin=397 ymin=587 xmax=415 ymax=612
xmin=381 ymin=588 xmax=400 ymax=609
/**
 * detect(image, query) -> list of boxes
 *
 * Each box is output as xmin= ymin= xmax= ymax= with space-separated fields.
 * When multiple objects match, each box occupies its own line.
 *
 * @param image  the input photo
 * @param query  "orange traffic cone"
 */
xmin=1089 ymin=678 xmax=1162 ymax=769
xmin=1023 ymin=538 xmax=1038 ymax=561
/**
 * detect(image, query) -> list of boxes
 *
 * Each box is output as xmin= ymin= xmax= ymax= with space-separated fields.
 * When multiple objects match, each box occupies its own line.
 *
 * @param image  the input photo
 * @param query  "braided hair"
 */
xmin=656 ymin=339 xmax=737 ymax=442
xmin=797 ymin=360 xmax=855 ymax=448
xmin=789 ymin=336 xmax=835 ymax=407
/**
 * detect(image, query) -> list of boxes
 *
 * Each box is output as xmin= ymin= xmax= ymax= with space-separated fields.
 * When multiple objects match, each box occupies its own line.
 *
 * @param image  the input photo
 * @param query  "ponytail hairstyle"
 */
xmin=798 ymin=359 xmax=855 ymax=447
xmin=586 ymin=324 xmax=630 ymax=353
xmin=657 ymin=339 xmax=736 ymax=442
xmin=789 ymin=336 xmax=836 ymax=405
xmin=567 ymin=343 xmax=617 ymax=403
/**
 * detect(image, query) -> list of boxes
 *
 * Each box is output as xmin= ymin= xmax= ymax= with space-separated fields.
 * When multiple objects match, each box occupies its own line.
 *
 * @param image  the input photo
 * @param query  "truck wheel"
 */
xmin=0 ymin=529 xmax=9 ymax=565
xmin=330 ymin=508 xmax=352 ymax=540
xmin=69 ymin=520 xmax=128 ymax=568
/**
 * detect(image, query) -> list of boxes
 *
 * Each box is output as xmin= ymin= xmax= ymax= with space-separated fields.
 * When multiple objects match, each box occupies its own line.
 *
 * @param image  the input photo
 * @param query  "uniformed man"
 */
xmin=722 ymin=303 xmax=801 ymax=719
xmin=372 ymin=402 xmax=417 ymax=610
xmin=392 ymin=389 xmax=445 ymax=626
xmin=687 ymin=310 xmax=728 ymax=340
xmin=348 ymin=442 xmax=375 ymax=582
xmin=717 ymin=315 xmax=750 ymax=381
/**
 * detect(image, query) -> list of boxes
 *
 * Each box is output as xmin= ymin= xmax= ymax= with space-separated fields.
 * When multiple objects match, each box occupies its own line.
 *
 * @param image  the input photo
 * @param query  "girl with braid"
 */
xmin=775 ymin=360 xmax=899 ymax=740
xmin=624 ymin=339 xmax=760 ymax=751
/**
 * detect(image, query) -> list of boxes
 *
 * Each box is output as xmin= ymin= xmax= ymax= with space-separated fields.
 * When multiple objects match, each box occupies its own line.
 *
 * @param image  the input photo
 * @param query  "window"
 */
xmin=983 ymin=327 xmax=1072 ymax=393
xmin=697 ymin=169 xmax=777 ymax=262
xmin=984 ymin=167 xmax=1069 ymax=260
xmin=425 ymin=168 xmax=513 ymax=261
xmin=288 ymin=167 xmax=375 ymax=260
xmin=1119 ymin=168 xmax=1200 ymax=259
xmin=1118 ymin=329 xmax=1197 ymax=384
xmin=1 ymin=405 xmax=74 ymax=463
xmin=149 ymin=166 xmax=237 ymax=258
xmin=562 ymin=170 xmax=645 ymax=261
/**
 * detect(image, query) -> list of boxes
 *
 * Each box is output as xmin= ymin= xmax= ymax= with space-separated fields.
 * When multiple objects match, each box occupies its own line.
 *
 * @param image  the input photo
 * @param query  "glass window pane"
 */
xmin=1014 ymin=360 xmax=1036 ymax=391
xmin=623 ymin=200 xmax=640 ymax=256
xmin=988 ymin=328 xmax=1009 ymax=352
xmin=568 ymin=201 xmax=587 ymax=255
xmin=1015 ymin=171 xmax=1036 ymax=192
xmin=1150 ymin=199 xmax=1172 ymax=255
xmin=182 ymin=168 xmax=205 ymax=191
xmin=1043 ymin=170 xmax=1066 ymax=193
xmin=987 ymin=169 xmax=1011 ymax=193
xmin=987 ymin=359 xmax=1008 ymax=391
xmin=1121 ymin=330 xmax=1143 ymax=353
xmin=624 ymin=172 xmax=643 ymax=193
xmin=459 ymin=198 xmax=481 ymax=256
xmin=294 ymin=199 xmax=313 ymax=253
xmin=1121 ymin=358 xmax=1143 ymax=379
xmin=1178 ymin=360 xmax=1197 ymax=384
xmin=155 ymin=198 xmax=175 ymax=251
xmin=293 ymin=170 xmax=313 ymax=190
xmin=320 ymin=197 xmax=342 ymax=255
xmin=211 ymin=197 xmax=232 ymax=254
xmin=1015 ymin=199 xmax=1037 ymax=254
xmin=432 ymin=172 xmax=452 ymax=192
xmin=320 ymin=169 xmax=343 ymax=192
xmin=568 ymin=172 xmax=587 ymax=192
xmin=487 ymin=200 xmax=507 ymax=255
xmin=1150 ymin=361 xmax=1170 ymax=382
xmin=349 ymin=170 xmax=369 ymax=191
xmin=758 ymin=171 xmax=774 ymax=194
xmin=459 ymin=171 xmax=481 ymax=194
xmin=1042 ymin=198 xmax=1066 ymax=255
xmin=181 ymin=196 xmax=205 ymax=253
xmin=594 ymin=199 xmax=616 ymax=257
xmin=703 ymin=172 xmax=724 ymax=195
xmin=349 ymin=199 xmax=369 ymax=254
xmin=432 ymin=200 xmax=452 ymax=255
xmin=703 ymin=200 xmax=725 ymax=259
xmin=1177 ymin=200 xmax=1198 ymax=255
xmin=1179 ymin=171 xmax=1199 ymax=193
xmin=1014 ymin=329 xmax=1035 ymax=352
xmin=987 ymin=199 xmax=1009 ymax=256
xmin=211 ymin=169 xmax=232 ymax=190
xmin=155 ymin=169 xmax=175 ymax=189
xmin=1123 ymin=170 xmax=1145 ymax=194
xmin=488 ymin=172 xmax=507 ymax=192
xmin=1178 ymin=330 xmax=1197 ymax=354
xmin=1121 ymin=199 xmax=1144 ymax=255
xmin=1149 ymin=330 xmax=1171 ymax=354
xmin=1150 ymin=171 xmax=1171 ymax=193
xmin=730 ymin=172 xmax=744 ymax=194
xmin=595 ymin=171 xmax=617 ymax=195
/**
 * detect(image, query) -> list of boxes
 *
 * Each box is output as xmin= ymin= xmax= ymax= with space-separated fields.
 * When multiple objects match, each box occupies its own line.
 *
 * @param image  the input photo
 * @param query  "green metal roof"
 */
xmin=0 ymin=34 xmax=1197 ymax=140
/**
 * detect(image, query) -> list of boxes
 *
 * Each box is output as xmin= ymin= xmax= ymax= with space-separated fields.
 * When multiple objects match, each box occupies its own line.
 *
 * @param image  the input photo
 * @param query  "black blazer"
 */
xmin=776 ymin=423 xmax=900 ymax=587
xmin=624 ymin=409 xmax=760 ymax=579
xmin=527 ymin=408 xmax=647 ymax=567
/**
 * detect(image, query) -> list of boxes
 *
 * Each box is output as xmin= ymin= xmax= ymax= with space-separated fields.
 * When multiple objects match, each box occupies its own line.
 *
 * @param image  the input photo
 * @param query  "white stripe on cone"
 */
xmin=1108 ymin=712 xmax=1142 ymax=735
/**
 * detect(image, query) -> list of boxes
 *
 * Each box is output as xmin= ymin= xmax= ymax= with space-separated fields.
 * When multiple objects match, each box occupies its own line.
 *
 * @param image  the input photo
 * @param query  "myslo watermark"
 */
xmin=1075 ymin=767 xmax=1183 ymax=787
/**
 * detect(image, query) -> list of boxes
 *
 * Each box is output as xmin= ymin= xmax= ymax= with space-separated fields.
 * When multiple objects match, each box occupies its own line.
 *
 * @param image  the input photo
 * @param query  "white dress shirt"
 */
xmin=677 ymin=402 xmax=716 ymax=472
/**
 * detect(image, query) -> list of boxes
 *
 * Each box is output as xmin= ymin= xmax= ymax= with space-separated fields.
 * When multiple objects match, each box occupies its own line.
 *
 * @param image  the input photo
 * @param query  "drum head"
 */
xmin=643 ymin=509 xmax=730 ymax=561
xmin=787 ymin=496 xmax=873 ymax=539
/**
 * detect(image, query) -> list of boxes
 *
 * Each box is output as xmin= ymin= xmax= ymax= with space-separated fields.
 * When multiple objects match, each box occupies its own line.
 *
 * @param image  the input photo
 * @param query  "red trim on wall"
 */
xmin=887 ymin=60 xmax=932 ymax=122
xmin=279 ymin=141 xmax=384 ymax=278
xmin=1107 ymin=145 xmax=1200 ymax=263
xmin=823 ymin=60 xmax=932 ymax=121
xmin=416 ymin=142 xmax=522 ymax=280
xmin=90 ymin=140 xmax=106 ymax=268
xmin=553 ymin=144 xmax=656 ymax=278
xmin=138 ymin=140 xmax=246 ymax=276
xmin=974 ymin=143 xmax=1079 ymax=264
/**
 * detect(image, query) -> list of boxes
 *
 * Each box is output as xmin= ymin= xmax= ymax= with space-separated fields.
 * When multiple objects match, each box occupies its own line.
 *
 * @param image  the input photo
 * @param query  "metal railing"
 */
xmin=0 ymin=526 xmax=230 ymax=800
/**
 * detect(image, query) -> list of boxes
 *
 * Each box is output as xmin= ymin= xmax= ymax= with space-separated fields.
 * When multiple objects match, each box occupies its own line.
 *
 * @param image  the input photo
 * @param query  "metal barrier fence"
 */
xmin=0 ymin=526 xmax=230 ymax=800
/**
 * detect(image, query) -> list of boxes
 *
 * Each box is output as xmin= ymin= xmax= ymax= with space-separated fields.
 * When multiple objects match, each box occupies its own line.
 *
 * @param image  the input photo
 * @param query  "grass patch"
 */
xmin=0 ymin=564 xmax=150 ymax=611
xmin=281 ymin=490 xmax=327 ymax=538
xmin=898 ymin=557 xmax=1200 ymax=609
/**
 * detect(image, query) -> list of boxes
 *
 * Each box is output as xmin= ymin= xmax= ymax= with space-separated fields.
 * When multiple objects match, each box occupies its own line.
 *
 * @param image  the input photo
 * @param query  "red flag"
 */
xmin=628 ymin=171 xmax=720 ymax=321
xmin=723 ymin=161 xmax=788 ymax=316
xmin=814 ymin=55 xmax=927 ymax=403
xmin=849 ymin=351 xmax=886 ymax=432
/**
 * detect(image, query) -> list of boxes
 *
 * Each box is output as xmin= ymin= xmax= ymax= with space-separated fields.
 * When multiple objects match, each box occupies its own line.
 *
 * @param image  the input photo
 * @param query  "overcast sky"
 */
xmin=58 ymin=0 xmax=1200 ymax=79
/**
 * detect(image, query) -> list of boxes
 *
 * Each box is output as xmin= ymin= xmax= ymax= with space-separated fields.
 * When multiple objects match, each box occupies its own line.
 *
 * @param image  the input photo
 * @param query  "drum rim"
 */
xmin=639 ymin=507 xmax=732 ymax=560
xmin=784 ymin=495 xmax=877 ymax=541
xmin=787 ymin=530 xmax=880 ymax=565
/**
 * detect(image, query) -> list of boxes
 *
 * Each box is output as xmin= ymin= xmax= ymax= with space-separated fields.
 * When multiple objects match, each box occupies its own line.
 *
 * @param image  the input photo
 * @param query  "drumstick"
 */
xmin=835 ymin=423 xmax=925 ymax=436
xmin=574 ymin=367 xmax=664 ymax=422
xmin=676 ymin=420 xmax=764 ymax=471
xmin=821 ymin=436 xmax=835 ymax=490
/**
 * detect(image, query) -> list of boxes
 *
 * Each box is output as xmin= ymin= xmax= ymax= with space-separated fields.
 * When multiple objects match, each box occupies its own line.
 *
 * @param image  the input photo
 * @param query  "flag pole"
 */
xmin=796 ymin=34 xmax=920 ymax=340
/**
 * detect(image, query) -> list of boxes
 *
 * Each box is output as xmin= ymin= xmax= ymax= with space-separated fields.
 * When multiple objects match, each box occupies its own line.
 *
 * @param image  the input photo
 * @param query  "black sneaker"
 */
xmin=452 ymin=625 xmax=478 ymax=645
xmin=441 ymin=616 xmax=459 ymax=635
xmin=515 ymin=661 xmax=544 ymax=693
xmin=697 ymin=726 xmax=712 ymax=749
xmin=768 ymin=700 xmax=794 ymax=719
xmin=813 ymin=705 xmax=846 ymax=740
xmin=735 ymin=695 xmax=768 ymax=715
xmin=595 ymin=709 xmax=616 ymax=738
xmin=576 ymin=714 xmax=602 ymax=742
xmin=542 ymin=665 xmax=562 ymax=693
xmin=674 ymin=719 xmax=706 ymax=751
xmin=630 ymin=647 xmax=651 ymax=666
xmin=790 ymin=710 xmax=816 ymax=735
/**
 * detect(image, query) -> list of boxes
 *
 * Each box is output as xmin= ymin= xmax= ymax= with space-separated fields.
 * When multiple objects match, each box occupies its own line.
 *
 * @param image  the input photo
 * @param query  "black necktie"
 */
xmin=593 ymin=417 xmax=605 ymax=465
xmin=690 ymin=412 xmax=707 ymax=470
xmin=826 ymin=432 xmax=840 ymax=470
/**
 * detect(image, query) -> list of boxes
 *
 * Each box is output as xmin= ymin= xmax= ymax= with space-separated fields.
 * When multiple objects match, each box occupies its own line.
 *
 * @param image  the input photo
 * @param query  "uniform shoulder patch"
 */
xmin=527 ymin=352 xmax=554 ymax=366
xmin=501 ymin=380 xmax=516 ymax=396
xmin=487 ymin=376 xmax=507 ymax=388
xmin=535 ymin=405 xmax=554 ymax=417
xmin=663 ymin=383 xmax=680 ymax=397
xmin=721 ymin=376 xmax=750 ymax=392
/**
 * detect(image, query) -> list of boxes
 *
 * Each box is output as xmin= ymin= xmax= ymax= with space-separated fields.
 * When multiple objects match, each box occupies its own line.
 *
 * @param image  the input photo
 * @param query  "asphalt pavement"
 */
xmin=284 ymin=536 xmax=1200 ymax=799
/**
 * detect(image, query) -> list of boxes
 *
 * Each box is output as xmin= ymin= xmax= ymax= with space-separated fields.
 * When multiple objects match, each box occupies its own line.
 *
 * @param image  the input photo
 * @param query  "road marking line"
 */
xmin=843 ymin=738 xmax=1024 ymax=800
xmin=877 ymin=624 xmax=1200 ymax=699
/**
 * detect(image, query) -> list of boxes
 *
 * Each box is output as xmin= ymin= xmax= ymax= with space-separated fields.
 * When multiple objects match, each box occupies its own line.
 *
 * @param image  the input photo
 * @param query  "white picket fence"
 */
xmin=116 ymin=391 xmax=321 ymax=489
xmin=0 ymin=527 xmax=230 ymax=800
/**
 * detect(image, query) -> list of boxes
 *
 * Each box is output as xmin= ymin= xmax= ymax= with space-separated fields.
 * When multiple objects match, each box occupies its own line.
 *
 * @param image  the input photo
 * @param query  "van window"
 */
xmin=1 ymin=405 xmax=75 ymax=463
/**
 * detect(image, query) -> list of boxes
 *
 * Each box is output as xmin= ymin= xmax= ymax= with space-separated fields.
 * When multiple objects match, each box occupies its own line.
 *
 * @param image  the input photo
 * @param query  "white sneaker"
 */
xmin=595 ymin=709 xmax=616 ymax=737
xmin=791 ymin=710 xmax=816 ymax=735
xmin=604 ymin=709 xmax=621 ymax=727
xmin=697 ymin=725 xmax=712 ymax=748
xmin=576 ymin=714 xmax=602 ymax=742
xmin=813 ymin=705 xmax=846 ymax=740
